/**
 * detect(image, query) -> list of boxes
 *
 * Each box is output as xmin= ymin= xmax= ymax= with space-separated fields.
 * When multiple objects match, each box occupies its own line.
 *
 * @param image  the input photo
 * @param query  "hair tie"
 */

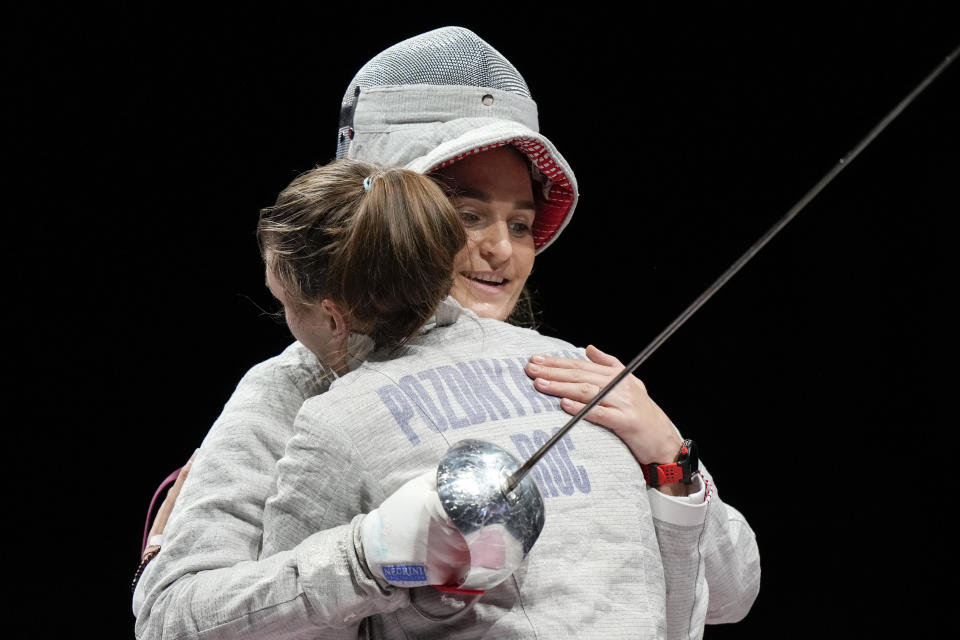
xmin=362 ymin=176 xmax=373 ymax=192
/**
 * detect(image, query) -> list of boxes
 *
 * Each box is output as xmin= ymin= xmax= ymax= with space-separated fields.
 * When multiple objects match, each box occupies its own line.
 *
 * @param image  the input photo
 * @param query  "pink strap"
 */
xmin=142 ymin=467 xmax=183 ymax=554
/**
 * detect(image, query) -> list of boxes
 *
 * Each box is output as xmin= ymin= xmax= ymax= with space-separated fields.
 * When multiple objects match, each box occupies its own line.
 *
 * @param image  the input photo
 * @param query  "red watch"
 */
xmin=641 ymin=439 xmax=698 ymax=488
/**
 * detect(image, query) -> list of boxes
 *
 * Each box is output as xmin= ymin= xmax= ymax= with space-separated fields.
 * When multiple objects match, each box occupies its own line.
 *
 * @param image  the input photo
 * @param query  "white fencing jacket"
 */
xmin=134 ymin=299 xmax=759 ymax=639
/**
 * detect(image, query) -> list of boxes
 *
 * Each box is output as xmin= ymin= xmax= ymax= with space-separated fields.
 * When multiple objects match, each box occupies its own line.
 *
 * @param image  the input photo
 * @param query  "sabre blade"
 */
xmin=503 ymin=42 xmax=959 ymax=495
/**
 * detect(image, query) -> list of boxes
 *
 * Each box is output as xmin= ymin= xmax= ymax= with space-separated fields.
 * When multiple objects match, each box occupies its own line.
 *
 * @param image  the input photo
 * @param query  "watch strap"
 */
xmin=641 ymin=439 xmax=697 ymax=488
xmin=642 ymin=461 xmax=686 ymax=487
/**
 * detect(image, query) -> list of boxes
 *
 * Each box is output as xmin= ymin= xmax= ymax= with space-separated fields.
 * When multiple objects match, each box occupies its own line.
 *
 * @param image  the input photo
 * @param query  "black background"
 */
xmin=7 ymin=3 xmax=957 ymax=638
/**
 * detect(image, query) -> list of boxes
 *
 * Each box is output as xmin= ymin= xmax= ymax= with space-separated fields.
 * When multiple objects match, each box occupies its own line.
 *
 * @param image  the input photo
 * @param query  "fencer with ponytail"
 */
xmin=257 ymin=159 xmax=467 ymax=350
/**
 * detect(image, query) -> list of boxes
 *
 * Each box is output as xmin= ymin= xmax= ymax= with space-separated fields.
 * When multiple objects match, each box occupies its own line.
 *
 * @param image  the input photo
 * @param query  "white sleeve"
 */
xmin=651 ymin=462 xmax=761 ymax=640
xmin=260 ymin=399 xmax=413 ymax=628
xmin=132 ymin=348 xmax=370 ymax=640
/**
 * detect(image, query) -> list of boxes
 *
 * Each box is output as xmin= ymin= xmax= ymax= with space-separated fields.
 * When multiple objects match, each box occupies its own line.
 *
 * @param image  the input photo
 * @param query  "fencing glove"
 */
xmin=360 ymin=470 xmax=470 ymax=588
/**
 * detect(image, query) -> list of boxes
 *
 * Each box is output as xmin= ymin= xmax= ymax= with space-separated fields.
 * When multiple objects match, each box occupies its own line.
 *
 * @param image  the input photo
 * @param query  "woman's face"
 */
xmin=437 ymin=146 xmax=537 ymax=321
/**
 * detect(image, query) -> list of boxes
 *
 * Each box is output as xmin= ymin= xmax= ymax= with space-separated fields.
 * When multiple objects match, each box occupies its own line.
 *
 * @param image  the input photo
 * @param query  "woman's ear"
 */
xmin=320 ymin=299 xmax=349 ymax=338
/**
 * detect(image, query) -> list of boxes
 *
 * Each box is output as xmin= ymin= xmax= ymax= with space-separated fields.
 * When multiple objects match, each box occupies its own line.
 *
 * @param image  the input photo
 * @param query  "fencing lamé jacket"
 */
xmin=133 ymin=299 xmax=759 ymax=639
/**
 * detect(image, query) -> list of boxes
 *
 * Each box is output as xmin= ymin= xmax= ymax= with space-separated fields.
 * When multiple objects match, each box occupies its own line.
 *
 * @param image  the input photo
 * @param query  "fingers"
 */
xmin=148 ymin=494 xmax=175 ymax=540
xmin=528 ymin=352 xmax=612 ymax=375
xmin=527 ymin=347 xmax=646 ymax=402
xmin=527 ymin=352 xmax=631 ymax=403
xmin=426 ymin=513 xmax=470 ymax=586
xmin=168 ymin=453 xmax=195 ymax=496
xmin=531 ymin=376 xmax=603 ymax=404
xmin=584 ymin=344 xmax=623 ymax=367
xmin=527 ymin=344 xmax=624 ymax=379
xmin=555 ymin=397 xmax=622 ymax=430
xmin=525 ymin=360 xmax=610 ymax=389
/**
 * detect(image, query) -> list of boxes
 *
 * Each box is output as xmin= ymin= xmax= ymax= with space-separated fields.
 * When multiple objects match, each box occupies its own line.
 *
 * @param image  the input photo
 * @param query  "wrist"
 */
xmin=646 ymin=433 xmax=684 ymax=466
xmin=656 ymin=482 xmax=690 ymax=497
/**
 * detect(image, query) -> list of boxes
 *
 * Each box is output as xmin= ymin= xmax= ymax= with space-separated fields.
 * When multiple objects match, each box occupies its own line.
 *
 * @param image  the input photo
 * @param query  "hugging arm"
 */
xmin=525 ymin=346 xmax=760 ymax=636
xmin=132 ymin=346 xmax=348 ymax=640
xmin=650 ymin=464 xmax=760 ymax=639
xmin=261 ymin=397 xmax=415 ymax=629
